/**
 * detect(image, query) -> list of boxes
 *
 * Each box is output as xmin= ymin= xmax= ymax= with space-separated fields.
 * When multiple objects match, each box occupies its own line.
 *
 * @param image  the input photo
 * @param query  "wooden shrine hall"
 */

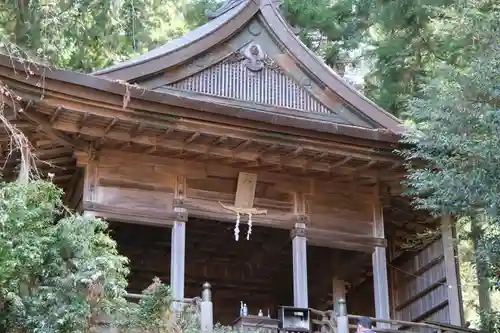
xmin=0 ymin=0 xmax=465 ymax=328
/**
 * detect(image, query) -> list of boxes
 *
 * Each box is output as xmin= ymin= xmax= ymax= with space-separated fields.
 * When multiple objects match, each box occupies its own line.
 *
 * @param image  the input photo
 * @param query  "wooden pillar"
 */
xmin=81 ymin=151 xmax=98 ymax=217
xmin=291 ymin=221 xmax=308 ymax=308
xmin=171 ymin=176 xmax=187 ymax=308
xmin=200 ymin=282 xmax=214 ymax=333
xmin=441 ymin=215 xmax=464 ymax=326
xmin=372 ymin=186 xmax=390 ymax=328
xmin=336 ymin=299 xmax=349 ymax=333
xmin=332 ymin=278 xmax=347 ymax=315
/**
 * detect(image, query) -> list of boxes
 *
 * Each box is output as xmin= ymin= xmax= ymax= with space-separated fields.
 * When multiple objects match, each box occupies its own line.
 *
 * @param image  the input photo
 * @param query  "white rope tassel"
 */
xmin=234 ymin=212 xmax=241 ymax=241
xmin=246 ymin=213 xmax=252 ymax=240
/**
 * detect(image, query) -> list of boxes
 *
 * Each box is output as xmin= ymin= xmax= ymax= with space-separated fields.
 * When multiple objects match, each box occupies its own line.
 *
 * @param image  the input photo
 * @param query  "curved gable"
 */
xmin=258 ymin=2 xmax=402 ymax=131
xmin=94 ymin=0 xmax=257 ymax=80
xmin=94 ymin=0 xmax=402 ymax=132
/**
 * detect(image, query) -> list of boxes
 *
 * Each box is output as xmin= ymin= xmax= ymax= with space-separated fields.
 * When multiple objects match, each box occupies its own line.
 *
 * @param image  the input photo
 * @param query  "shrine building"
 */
xmin=0 ymin=0 xmax=464 ymax=328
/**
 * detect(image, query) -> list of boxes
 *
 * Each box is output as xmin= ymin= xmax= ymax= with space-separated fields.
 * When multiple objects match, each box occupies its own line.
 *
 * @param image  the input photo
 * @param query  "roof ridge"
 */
xmin=206 ymin=0 xmax=247 ymax=19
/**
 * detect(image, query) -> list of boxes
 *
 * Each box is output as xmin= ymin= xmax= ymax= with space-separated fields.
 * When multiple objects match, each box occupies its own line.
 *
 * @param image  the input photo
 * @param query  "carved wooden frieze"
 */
xmin=165 ymin=43 xmax=339 ymax=117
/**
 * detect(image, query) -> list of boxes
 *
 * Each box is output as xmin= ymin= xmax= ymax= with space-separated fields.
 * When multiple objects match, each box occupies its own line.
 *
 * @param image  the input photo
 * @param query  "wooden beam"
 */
xmin=233 ymin=140 xmax=252 ymax=155
xmin=15 ymin=92 xmax=400 ymax=163
xmin=82 ymin=156 xmax=98 ymax=206
xmin=52 ymin=121 xmax=388 ymax=178
xmin=330 ymin=156 xmax=352 ymax=169
xmin=87 ymin=186 xmax=374 ymax=248
xmin=34 ymin=147 xmax=73 ymax=159
xmin=82 ymin=202 xmax=175 ymax=227
xmin=213 ymin=135 xmax=227 ymax=145
xmin=291 ymin=223 xmax=308 ymax=308
xmin=19 ymin=102 xmax=83 ymax=149
xmin=293 ymin=192 xmax=307 ymax=215
xmin=104 ymin=118 xmax=118 ymax=134
xmin=184 ymin=132 xmax=200 ymax=144
xmin=78 ymin=112 xmax=90 ymax=130
xmin=171 ymin=175 xmax=187 ymax=309
xmin=234 ymin=172 xmax=257 ymax=209
xmin=92 ymin=149 xmax=376 ymax=193
xmin=144 ymin=145 xmax=157 ymax=154
xmin=355 ymin=160 xmax=377 ymax=171
xmin=332 ymin=278 xmax=347 ymax=314
xmin=50 ymin=106 xmax=62 ymax=123
xmin=307 ymin=228 xmax=386 ymax=252
xmin=288 ymin=146 xmax=304 ymax=158
xmin=35 ymin=155 xmax=75 ymax=166
xmin=130 ymin=123 xmax=145 ymax=138
xmin=64 ymin=167 xmax=84 ymax=209
xmin=371 ymin=183 xmax=391 ymax=329
xmin=440 ymin=215 xmax=464 ymax=326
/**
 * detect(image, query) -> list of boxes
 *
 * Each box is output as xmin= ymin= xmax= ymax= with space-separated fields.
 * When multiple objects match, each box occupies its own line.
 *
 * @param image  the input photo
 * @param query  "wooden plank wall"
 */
xmin=79 ymin=150 xmax=377 ymax=251
xmin=390 ymin=238 xmax=451 ymax=329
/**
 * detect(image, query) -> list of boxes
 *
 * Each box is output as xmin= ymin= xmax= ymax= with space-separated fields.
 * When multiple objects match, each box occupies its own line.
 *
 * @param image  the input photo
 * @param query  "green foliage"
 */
xmin=180 ymin=0 xmax=479 ymax=117
xmin=0 ymin=178 xmax=236 ymax=333
xmin=280 ymin=0 xmax=368 ymax=69
xmin=458 ymin=217 xmax=500 ymax=320
xmin=1 ymin=0 xmax=499 ymax=330
xmin=182 ymin=0 xmax=220 ymax=29
xmin=183 ymin=0 xmax=370 ymax=73
xmin=0 ymin=0 xmax=189 ymax=72
xmin=120 ymin=279 xmax=205 ymax=333
xmin=400 ymin=1 xmax=500 ymax=330
xmin=401 ymin=13 xmax=499 ymax=217
xmin=0 ymin=180 xmax=129 ymax=332
xmin=362 ymin=0 xmax=458 ymax=115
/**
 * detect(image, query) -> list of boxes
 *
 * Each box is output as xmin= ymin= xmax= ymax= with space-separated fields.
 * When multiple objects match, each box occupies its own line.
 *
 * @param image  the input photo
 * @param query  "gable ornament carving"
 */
xmin=165 ymin=43 xmax=344 ymax=118
xmin=228 ymin=42 xmax=282 ymax=73
xmin=244 ymin=43 xmax=265 ymax=71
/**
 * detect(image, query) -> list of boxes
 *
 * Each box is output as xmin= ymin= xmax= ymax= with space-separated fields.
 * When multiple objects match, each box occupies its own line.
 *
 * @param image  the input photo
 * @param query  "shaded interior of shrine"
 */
xmin=108 ymin=218 xmax=377 ymax=325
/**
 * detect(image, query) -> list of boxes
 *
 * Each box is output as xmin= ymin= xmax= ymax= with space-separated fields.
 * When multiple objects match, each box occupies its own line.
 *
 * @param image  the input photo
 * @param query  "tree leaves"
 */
xmin=0 ymin=0 xmax=190 ymax=72
xmin=401 ymin=2 xmax=500 ymax=329
xmin=0 ymin=179 xmax=234 ymax=333
xmin=0 ymin=180 xmax=130 ymax=333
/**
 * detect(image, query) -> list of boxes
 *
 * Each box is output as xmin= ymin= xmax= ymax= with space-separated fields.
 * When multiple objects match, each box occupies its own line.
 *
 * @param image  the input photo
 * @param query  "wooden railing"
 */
xmin=124 ymin=282 xmax=214 ymax=333
xmin=329 ymin=299 xmax=477 ymax=333
xmin=114 ymin=286 xmax=477 ymax=333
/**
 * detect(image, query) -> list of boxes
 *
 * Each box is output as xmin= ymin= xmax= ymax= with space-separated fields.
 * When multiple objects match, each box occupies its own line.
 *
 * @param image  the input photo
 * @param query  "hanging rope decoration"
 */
xmin=235 ymin=212 xmax=240 ymax=241
xmin=247 ymin=213 xmax=252 ymax=240
xmin=219 ymin=202 xmax=266 ymax=241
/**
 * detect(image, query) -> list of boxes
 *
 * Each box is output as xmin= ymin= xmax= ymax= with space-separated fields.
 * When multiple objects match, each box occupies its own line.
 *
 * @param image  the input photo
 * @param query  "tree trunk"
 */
xmin=470 ymin=217 xmax=492 ymax=332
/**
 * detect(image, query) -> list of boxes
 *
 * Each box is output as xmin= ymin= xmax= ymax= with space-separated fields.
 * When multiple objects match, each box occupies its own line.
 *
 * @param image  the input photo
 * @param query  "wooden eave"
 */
xmin=0 ymin=54 xmax=408 ymax=186
xmin=0 ymin=58 xmax=433 ymax=257
xmin=0 ymin=54 xmax=400 ymax=145
xmin=94 ymin=0 xmax=402 ymax=133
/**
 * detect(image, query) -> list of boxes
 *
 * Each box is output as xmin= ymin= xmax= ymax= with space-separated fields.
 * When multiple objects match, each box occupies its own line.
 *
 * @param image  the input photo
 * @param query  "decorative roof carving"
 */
xmin=95 ymin=0 xmax=402 ymax=132
xmin=161 ymin=46 xmax=350 ymax=122
xmin=231 ymin=42 xmax=279 ymax=72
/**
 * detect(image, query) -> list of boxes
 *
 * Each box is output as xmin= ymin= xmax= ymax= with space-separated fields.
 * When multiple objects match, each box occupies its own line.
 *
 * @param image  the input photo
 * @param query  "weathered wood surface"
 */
xmin=80 ymin=150 xmax=383 ymax=251
xmin=109 ymin=219 xmax=368 ymax=325
xmin=390 ymin=239 xmax=450 ymax=324
xmin=0 ymin=11 xmax=452 ymax=328
xmin=440 ymin=216 xmax=464 ymax=326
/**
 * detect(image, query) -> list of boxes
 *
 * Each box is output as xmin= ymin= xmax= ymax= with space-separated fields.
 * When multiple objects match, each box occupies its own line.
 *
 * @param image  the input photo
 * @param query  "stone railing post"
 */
xmin=336 ymin=299 xmax=349 ymax=333
xmin=200 ymin=282 xmax=213 ymax=333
